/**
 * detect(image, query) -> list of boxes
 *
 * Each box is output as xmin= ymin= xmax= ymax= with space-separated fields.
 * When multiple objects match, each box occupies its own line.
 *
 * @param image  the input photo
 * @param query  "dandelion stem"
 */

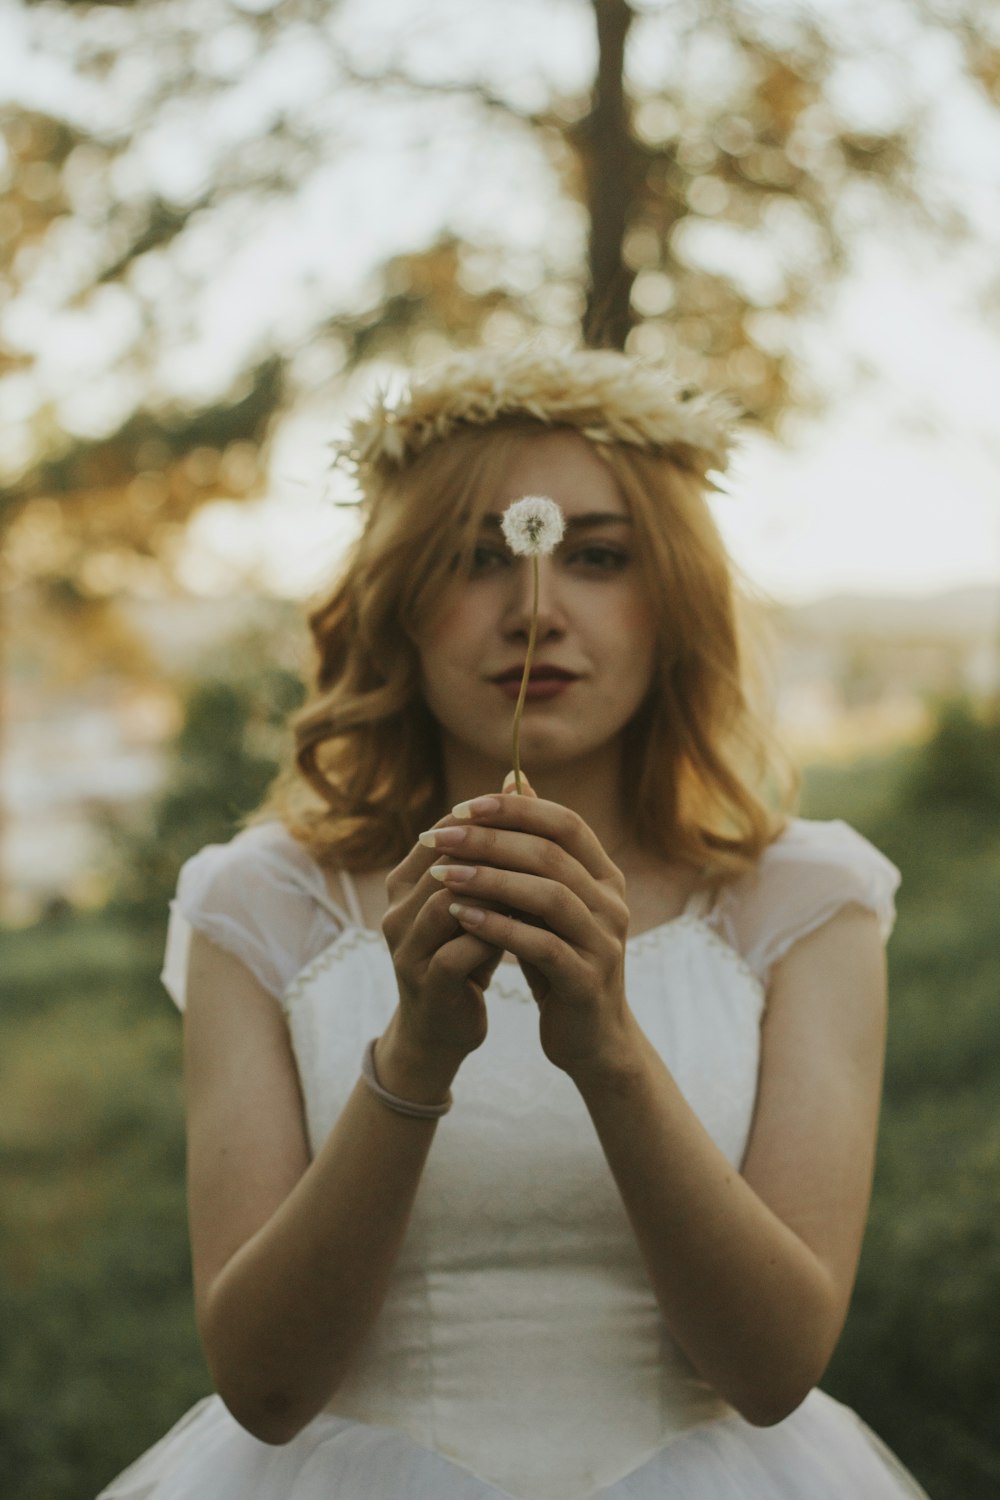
xmin=510 ymin=552 xmax=539 ymax=795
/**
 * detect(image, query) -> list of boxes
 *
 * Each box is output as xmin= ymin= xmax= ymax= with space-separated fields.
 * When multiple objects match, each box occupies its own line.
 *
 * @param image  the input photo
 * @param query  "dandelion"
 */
xmin=499 ymin=495 xmax=566 ymax=794
xmin=501 ymin=495 xmax=566 ymax=558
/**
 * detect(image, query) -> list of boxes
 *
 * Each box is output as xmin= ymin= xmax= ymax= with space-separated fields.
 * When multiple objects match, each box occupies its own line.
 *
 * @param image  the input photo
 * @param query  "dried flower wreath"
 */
xmin=331 ymin=346 xmax=739 ymax=495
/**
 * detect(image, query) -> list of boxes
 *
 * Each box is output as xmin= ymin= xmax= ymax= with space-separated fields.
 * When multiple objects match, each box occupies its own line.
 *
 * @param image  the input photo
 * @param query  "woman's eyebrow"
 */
xmin=478 ymin=511 xmax=633 ymax=531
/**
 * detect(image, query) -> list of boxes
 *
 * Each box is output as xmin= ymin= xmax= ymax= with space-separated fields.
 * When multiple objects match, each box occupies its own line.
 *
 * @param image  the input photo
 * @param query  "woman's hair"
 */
xmin=255 ymin=416 xmax=799 ymax=883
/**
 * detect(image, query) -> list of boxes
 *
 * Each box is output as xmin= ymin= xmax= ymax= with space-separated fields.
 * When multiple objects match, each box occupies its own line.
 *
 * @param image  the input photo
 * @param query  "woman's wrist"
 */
xmin=559 ymin=1010 xmax=650 ymax=1099
xmin=374 ymin=1021 xmax=462 ymax=1107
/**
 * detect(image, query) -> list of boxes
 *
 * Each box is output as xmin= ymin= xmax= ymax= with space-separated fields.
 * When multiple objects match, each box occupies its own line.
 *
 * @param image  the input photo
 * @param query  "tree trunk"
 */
xmin=582 ymin=0 xmax=637 ymax=351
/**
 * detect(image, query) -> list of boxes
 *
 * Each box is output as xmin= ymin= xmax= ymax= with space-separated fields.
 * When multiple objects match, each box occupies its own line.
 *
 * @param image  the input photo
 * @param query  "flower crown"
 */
xmin=332 ymin=346 xmax=739 ymax=495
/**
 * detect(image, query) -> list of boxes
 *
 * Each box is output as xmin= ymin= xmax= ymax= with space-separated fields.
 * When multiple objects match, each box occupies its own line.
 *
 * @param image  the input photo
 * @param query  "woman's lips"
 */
xmin=495 ymin=678 xmax=577 ymax=700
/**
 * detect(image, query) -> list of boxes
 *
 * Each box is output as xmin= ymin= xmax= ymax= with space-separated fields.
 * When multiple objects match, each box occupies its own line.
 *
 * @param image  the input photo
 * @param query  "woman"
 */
xmin=99 ymin=347 xmax=929 ymax=1498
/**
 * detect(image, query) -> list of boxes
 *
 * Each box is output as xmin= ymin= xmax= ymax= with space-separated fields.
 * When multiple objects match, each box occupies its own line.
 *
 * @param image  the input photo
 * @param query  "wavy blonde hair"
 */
xmin=256 ymin=417 xmax=798 ymax=883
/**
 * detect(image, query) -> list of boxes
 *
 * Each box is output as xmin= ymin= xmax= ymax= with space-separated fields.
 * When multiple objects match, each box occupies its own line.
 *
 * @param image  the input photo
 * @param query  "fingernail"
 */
xmin=449 ymin=902 xmax=485 ymax=925
xmin=430 ymin=864 xmax=477 ymax=882
xmin=503 ymin=769 xmax=518 ymax=791
xmin=418 ymin=826 xmax=467 ymax=848
xmin=452 ymin=796 xmax=501 ymax=819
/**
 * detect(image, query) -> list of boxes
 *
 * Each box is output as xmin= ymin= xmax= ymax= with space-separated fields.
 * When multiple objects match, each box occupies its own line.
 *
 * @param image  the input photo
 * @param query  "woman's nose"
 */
xmin=502 ymin=556 xmax=566 ymax=635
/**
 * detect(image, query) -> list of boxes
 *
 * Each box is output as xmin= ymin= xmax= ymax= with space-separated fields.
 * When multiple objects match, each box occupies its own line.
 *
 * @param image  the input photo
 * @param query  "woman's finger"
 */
xmin=385 ymin=770 xmax=537 ymax=947
xmin=387 ymin=809 xmax=472 ymax=886
xmin=431 ymin=865 xmax=603 ymax=954
xmin=446 ymin=900 xmax=591 ymax=1008
xmin=419 ymin=817 xmax=624 ymax=948
xmin=407 ymin=880 xmax=508 ymax=962
xmin=451 ymin=788 xmax=622 ymax=886
xmin=383 ymin=810 xmax=483 ymax=946
xmin=502 ymin=768 xmax=538 ymax=800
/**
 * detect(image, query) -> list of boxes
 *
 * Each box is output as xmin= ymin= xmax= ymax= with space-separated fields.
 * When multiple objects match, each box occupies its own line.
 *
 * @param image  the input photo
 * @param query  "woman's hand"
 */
xmin=379 ymin=784 xmax=523 ymax=1094
xmin=425 ymin=778 xmax=636 ymax=1081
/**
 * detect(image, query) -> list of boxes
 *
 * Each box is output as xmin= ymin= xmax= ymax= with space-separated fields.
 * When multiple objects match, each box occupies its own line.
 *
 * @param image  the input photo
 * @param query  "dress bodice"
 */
xmin=155 ymin=816 xmax=907 ymax=1500
xmin=280 ymin=904 xmax=763 ymax=1499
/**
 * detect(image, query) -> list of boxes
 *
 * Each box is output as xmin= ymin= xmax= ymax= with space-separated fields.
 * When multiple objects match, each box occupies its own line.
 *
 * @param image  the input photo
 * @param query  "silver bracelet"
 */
xmin=360 ymin=1037 xmax=453 ymax=1120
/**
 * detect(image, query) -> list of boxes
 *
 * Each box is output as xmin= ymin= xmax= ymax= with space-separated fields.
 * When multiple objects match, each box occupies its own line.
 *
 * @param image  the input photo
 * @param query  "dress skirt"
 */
xmin=97 ymin=1386 xmax=930 ymax=1500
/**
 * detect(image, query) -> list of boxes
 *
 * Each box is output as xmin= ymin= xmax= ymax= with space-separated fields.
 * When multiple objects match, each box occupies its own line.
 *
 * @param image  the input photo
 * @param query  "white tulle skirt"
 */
xmin=97 ymin=1386 xmax=931 ymax=1500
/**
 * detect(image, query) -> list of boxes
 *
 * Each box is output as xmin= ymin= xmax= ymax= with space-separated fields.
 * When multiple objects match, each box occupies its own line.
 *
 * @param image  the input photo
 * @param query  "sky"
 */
xmin=3 ymin=0 xmax=1000 ymax=608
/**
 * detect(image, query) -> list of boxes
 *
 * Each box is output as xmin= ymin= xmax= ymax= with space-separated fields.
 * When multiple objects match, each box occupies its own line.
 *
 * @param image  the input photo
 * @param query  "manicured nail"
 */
xmin=449 ymin=902 xmax=485 ymax=925
xmin=503 ymin=769 xmax=518 ymax=791
xmin=418 ymin=826 xmax=467 ymax=848
xmin=430 ymin=863 xmax=477 ymax=882
xmin=452 ymin=796 xmax=501 ymax=819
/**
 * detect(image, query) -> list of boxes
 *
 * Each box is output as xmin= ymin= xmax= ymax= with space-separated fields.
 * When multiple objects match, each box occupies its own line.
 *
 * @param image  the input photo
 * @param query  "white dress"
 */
xmin=98 ymin=816 xmax=931 ymax=1500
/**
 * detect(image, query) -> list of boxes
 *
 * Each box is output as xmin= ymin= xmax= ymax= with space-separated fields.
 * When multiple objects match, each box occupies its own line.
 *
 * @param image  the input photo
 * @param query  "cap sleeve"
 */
xmin=160 ymin=822 xmax=349 ymax=1010
xmin=717 ymin=818 xmax=901 ymax=989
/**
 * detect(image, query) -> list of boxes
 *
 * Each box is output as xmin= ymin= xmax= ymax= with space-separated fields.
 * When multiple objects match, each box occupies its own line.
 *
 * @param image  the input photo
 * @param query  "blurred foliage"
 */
xmin=3 ymin=0 xmax=998 ymax=805
xmin=801 ymin=700 xmax=1000 ymax=1496
xmin=105 ymin=644 xmax=306 ymax=921
xmin=3 ymin=0 xmax=999 ymax=590
xmin=896 ymin=696 xmax=1000 ymax=817
xmin=1 ymin=692 xmax=1000 ymax=1496
xmin=0 ymin=652 xmax=304 ymax=1495
xmin=0 ymin=923 xmax=206 ymax=1500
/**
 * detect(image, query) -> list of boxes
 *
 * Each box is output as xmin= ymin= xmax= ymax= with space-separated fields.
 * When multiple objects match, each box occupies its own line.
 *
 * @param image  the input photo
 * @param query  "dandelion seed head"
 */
xmin=500 ymin=495 xmax=566 ymax=556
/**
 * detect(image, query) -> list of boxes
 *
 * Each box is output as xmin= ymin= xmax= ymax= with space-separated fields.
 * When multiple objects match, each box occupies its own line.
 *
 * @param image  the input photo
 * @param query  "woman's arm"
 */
xmin=184 ymin=930 xmax=458 ymax=1447
xmin=570 ymin=902 xmax=888 ymax=1426
xmin=435 ymin=790 xmax=888 ymax=1427
xmin=184 ymin=795 xmax=513 ymax=1447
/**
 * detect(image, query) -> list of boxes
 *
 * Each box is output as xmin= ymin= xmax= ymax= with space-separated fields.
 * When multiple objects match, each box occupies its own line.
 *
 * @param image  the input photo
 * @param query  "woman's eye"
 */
xmin=469 ymin=545 xmax=628 ymax=573
xmin=469 ymin=546 xmax=507 ymax=572
xmin=574 ymin=546 xmax=629 ymax=571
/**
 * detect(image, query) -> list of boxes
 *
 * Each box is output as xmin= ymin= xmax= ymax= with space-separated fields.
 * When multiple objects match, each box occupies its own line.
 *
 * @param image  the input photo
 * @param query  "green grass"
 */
xmin=0 ymin=916 xmax=211 ymax=1500
xmin=799 ymin=748 xmax=1000 ymax=1497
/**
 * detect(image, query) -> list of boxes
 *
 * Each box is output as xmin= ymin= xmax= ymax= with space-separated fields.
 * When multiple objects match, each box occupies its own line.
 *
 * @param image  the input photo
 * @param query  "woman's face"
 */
xmin=414 ymin=429 xmax=658 ymax=779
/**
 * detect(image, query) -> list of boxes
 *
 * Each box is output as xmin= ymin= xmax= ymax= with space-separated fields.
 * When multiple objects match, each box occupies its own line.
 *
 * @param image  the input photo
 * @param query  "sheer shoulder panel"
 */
xmin=160 ymin=822 xmax=352 ymax=1009
xmin=710 ymin=818 xmax=901 ymax=989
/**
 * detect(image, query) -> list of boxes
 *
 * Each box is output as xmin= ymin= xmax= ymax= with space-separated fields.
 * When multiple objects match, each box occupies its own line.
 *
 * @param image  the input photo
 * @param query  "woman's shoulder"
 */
xmin=758 ymin=816 xmax=899 ymax=889
xmin=714 ymin=817 xmax=901 ymax=987
xmin=175 ymin=819 xmax=321 ymax=902
xmin=162 ymin=821 xmax=348 ymax=1009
